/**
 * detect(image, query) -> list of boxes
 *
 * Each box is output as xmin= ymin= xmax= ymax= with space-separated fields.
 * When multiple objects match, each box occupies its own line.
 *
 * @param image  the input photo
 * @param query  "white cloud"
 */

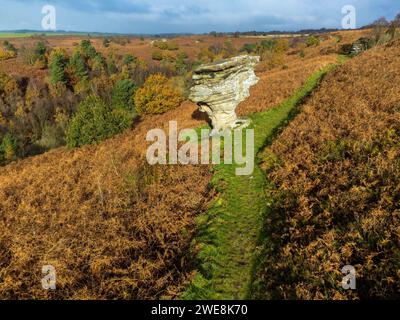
xmin=1 ymin=0 xmax=399 ymax=33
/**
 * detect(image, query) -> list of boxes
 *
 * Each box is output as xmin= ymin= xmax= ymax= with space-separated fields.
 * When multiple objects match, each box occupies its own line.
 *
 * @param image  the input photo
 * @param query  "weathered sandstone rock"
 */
xmin=189 ymin=55 xmax=260 ymax=134
xmin=350 ymin=37 xmax=373 ymax=55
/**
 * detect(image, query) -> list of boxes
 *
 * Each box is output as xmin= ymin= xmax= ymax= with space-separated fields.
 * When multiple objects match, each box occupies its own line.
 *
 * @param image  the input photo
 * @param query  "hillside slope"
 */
xmin=255 ymin=40 xmax=400 ymax=299
xmin=0 ymin=51 xmax=336 ymax=299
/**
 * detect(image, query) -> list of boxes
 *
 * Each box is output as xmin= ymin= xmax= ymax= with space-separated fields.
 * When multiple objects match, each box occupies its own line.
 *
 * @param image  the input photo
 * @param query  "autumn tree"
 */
xmin=0 ymin=133 xmax=17 ymax=165
xmin=3 ymin=41 xmax=17 ymax=54
xmin=0 ymin=41 xmax=17 ymax=60
xmin=66 ymin=95 xmax=134 ymax=148
xmin=257 ymin=39 xmax=289 ymax=69
xmin=175 ymin=52 xmax=188 ymax=75
xmin=106 ymin=50 xmax=118 ymax=76
xmin=80 ymin=39 xmax=97 ymax=59
xmin=223 ymin=40 xmax=237 ymax=58
xmin=49 ymin=48 xmax=68 ymax=85
xmin=134 ymin=74 xmax=184 ymax=115
xmin=33 ymin=41 xmax=48 ymax=68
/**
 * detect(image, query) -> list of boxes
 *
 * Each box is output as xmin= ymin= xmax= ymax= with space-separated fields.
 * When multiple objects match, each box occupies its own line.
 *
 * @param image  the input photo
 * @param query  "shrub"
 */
xmin=73 ymin=78 xmax=90 ymax=94
xmin=33 ymin=58 xmax=47 ymax=69
xmin=198 ymin=48 xmax=215 ymax=63
xmin=48 ymin=48 xmax=68 ymax=85
xmin=18 ymin=41 xmax=48 ymax=66
xmin=35 ymin=124 xmax=65 ymax=150
xmin=68 ymin=50 xmax=88 ymax=84
xmin=110 ymin=36 xmax=131 ymax=46
xmin=258 ymin=39 xmax=276 ymax=51
xmin=274 ymin=39 xmax=290 ymax=53
xmin=66 ymin=95 xmax=134 ymax=147
xmin=175 ymin=52 xmax=188 ymax=75
xmin=208 ymin=43 xmax=224 ymax=56
xmin=161 ymin=51 xmax=175 ymax=63
xmin=19 ymin=46 xmax=35 ymax=65
xmin=80 ymin=39 xmax=97 ymax=59
xmin=103 ymin=38 xmax=110 ymax=48
xmin=306 ymin=35 xmax=320 ymax=47
xmin=0 ymin=47 xmax=16 ymax=60
xmin=111 ymin=79 xmax=138 ymax=111
xmin=3 ymin=41 xmax=17 ymax=53
xmin=0 ymin=133 xmax=17 ymax=165
xmin=257 ymin=39 xmax=289 ymax=69
xmin=49 ymin=82 xmax=67 ymax=98
xmin=153 ymin=40 xmax=179 ymax=51
xmin=152 ymin=50 xmax=163 ymax=61
xmin=0 ymin=73 xmax=19 ymax=96
xmin=123 ymin=54 xmax=137 ymax=65
xmin=240 ymin=43 xmax=257 ymax=53
xmin=258 ymin=39 xmax=288 ymax=59
xmin=106 ymin=51 xmax=118 ymax=75
xmin=35 ymin=41 xmax=47 ymax=57
xmin=134 ymin=74 xmax=184 ymax=115
xmin=90 ymin=53 xmax=106 ymax=73
xmin=32 ymin=41 xmax=48 ymax=68
xmin=169 ymin=74 xmax=192 ymax=98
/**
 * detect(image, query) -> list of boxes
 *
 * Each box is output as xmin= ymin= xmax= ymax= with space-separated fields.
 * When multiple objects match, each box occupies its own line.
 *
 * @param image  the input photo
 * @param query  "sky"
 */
xmin=0 ymin=0 xmax=399 ymax=34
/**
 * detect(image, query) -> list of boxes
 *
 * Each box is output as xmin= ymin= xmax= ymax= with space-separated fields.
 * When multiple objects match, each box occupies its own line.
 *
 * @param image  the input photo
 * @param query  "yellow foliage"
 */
xmin=116 ymin=65 xmax=131 ymax=81
xmin=3 ymin=143 xmax=15 ymax=161
xmin=0 ymin=47 xmax=16 ymax=60
xmin=274 ymin=39 xmax=290 ymax=54
xmin=134 ymin=74 xmax=184 ymax=115
xmin=14 ymin=103 xmax=25 ymax=118
xmin=73 ymin=78 xmax=90 ymax=95
xmin=0 ymin=73 xmax=19 ymax=96
xmin=48 ymin=47 xmax=68 ymax=65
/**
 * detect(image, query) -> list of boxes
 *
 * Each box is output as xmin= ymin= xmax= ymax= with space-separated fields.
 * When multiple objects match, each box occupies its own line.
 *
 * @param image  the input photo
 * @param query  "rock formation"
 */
xmin=189 ymin=55 xmax=260 ymax=135
xmin=350 ymin=38 xmax=373 ymax=55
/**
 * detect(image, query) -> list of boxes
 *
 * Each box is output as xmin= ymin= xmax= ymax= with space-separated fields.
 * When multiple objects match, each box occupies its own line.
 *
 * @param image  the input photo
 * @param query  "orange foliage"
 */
xmin=256 ymin=40 xmax=400 ymax=300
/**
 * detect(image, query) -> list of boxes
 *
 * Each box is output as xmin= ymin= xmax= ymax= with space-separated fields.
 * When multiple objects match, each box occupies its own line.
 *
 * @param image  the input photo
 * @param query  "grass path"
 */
xmin=182 ymin=61 xmax=341 ymax=300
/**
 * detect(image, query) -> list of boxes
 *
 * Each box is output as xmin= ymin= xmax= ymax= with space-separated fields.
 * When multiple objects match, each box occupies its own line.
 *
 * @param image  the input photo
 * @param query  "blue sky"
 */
xmin=1 ymin=0 xmax=399 ymax=34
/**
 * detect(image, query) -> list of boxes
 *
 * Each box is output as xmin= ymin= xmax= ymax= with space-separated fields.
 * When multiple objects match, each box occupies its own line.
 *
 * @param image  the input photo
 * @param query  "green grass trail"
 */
xmin=182 ymin=61 xmax=341 ymax=300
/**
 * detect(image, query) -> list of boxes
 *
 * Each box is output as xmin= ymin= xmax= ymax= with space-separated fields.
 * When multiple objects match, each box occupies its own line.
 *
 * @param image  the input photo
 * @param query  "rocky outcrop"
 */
xmin=189 ymin=55 xmax=260 ymax=134
xmin=350 ymin=38 xmax=373 ymax=55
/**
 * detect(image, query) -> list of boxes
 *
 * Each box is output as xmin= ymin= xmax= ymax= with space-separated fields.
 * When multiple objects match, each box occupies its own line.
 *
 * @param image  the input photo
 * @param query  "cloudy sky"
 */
xmin=1 ymin=0 xmax=399 ymax=34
